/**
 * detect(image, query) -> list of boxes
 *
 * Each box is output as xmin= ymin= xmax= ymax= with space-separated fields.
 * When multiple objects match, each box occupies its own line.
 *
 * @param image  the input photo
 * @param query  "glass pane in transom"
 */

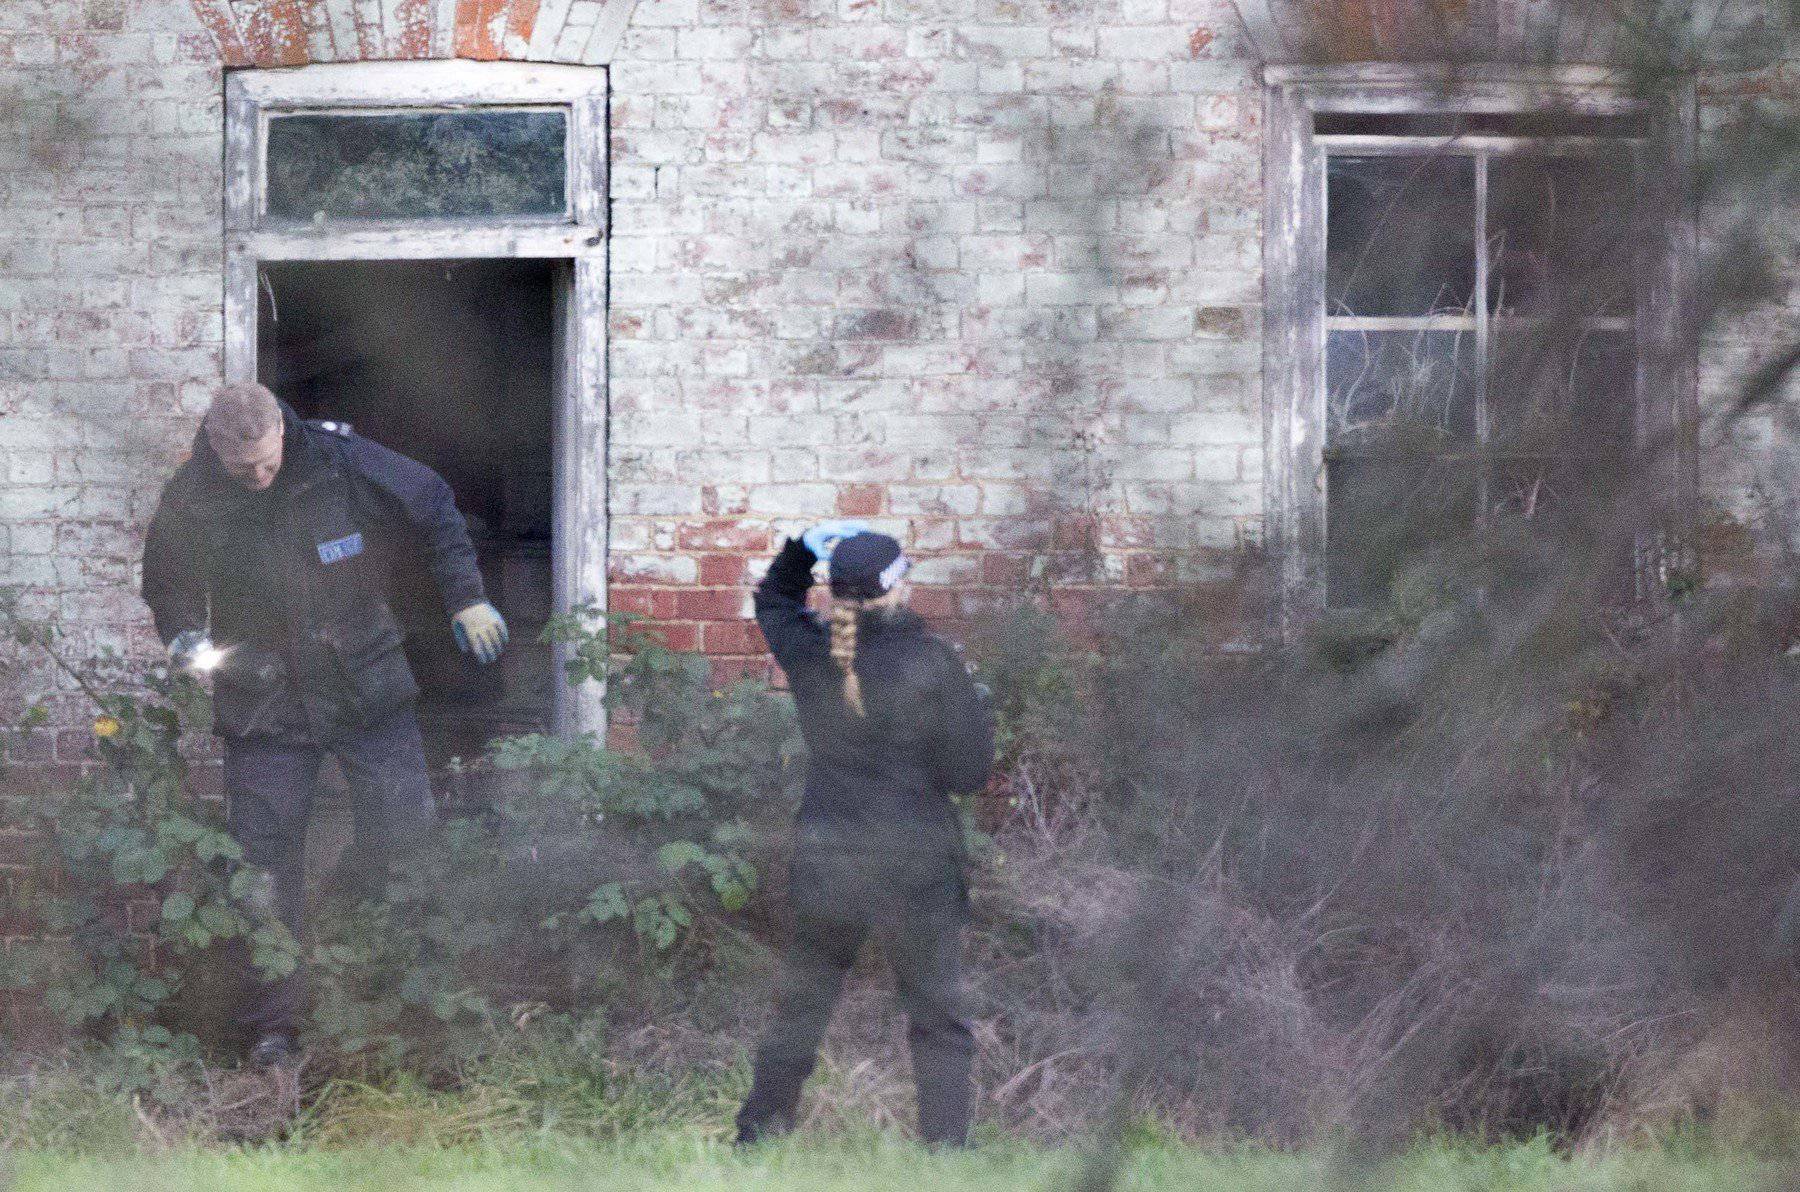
xmin=1486 ymin=154 xmax=1635 ymax=318
xmin=1327 ymin=155 xmax=1477 ymax=317
xmin=1327 ymin=328 xmax=1477 ymax=447
xmin=266 ymin=109 xmax=568 ymax=224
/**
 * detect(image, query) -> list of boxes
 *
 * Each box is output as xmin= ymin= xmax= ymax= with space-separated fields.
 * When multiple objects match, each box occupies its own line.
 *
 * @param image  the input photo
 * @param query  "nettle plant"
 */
xmin=0 ymin=592 xmax=298 ymax=1052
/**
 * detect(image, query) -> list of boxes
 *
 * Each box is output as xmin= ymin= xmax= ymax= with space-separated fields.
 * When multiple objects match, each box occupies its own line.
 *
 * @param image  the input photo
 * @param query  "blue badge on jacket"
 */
xmin=317 ymin=533 xmax=364 ymax=565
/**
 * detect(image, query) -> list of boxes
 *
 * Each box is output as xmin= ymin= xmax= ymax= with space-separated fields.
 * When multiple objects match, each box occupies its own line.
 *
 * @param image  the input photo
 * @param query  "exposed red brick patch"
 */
xmin=241 ymin=0 xmax=311 ymax=66
xmin=188 ymin=0 xmax=252 ymax=65
xmin=1188 ymin=26 xmax=1215 ymax=57
xmin=455 ymin=0 xmax=501 ymax=60
xmin=698 ymin=554 xmax=751 ymax=586
xmin=702 ymin=621 xmax=762 ymax=655
xmin=836 ymin=483 xmax=885 ymax=517
xmin=505 ymin=0 xmax=544 ymax=49
xmin=393 ymin=0 xmax=434 ymax=58
xmin=674 ymin=588 xmax=746 ymax=621
xmin=651 ymin=622 xmax=701 ymax=652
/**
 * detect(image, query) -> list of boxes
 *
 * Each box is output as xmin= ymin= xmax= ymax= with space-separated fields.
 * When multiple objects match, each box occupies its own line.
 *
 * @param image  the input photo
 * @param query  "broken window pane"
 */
xmin=265 ymin=109 xmax=568 ymax=223
xmin=1327 ymin=328 xmax=1477 ymax=445
xmin=1327 ymin=155 xmax=1477 ymax=317
xmin=1487 ymin=154 xmax=1635 ymax=317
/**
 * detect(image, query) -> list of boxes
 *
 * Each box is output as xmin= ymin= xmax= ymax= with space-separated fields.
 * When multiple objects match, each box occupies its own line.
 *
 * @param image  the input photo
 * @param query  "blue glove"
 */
xmin=801 ymin=520 xmax=871 ymax=564
xmin=452 ymin=602 xmax=509 ymax=665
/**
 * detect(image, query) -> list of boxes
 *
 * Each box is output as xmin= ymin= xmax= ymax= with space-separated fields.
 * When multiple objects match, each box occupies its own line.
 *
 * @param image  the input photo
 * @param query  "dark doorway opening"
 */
xmin=258 ymin=260 xmax=558 ymax=767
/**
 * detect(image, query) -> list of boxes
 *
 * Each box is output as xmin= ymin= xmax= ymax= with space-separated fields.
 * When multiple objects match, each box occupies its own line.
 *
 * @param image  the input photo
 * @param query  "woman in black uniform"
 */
xmin=735 ymin=521 xmax=996 ymax=1146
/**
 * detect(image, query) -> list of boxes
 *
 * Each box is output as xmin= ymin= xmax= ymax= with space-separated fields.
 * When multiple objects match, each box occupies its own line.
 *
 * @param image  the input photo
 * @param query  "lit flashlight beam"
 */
xmin=191 ymin=645 xmax=227 ymax=673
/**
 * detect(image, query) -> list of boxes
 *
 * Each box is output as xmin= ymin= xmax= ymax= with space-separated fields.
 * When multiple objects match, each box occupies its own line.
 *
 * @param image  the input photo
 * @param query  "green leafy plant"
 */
xmin=0 ymin=591 xmax=297 ymax=1076
xmin=492 ymin=607 xmax=796 ymax=960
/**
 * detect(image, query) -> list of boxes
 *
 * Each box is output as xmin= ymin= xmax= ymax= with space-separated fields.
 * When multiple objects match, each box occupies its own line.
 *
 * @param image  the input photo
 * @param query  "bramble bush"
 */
xmin=0 ymin=594 xmax=798 ymax=1078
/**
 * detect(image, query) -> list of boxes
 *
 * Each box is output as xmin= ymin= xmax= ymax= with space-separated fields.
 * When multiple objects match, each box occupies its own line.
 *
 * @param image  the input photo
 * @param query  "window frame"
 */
xmin=1261 ymin=64 xmax=1698 ymax=629
xmin=226 ymin=61 xmax=607 ymax=259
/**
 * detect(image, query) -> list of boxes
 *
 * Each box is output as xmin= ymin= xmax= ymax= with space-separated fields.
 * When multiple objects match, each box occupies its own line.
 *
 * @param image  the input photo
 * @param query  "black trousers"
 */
xmin=737 ymin=843 xmax=975 ymax=1145
xmin=222 ymin=706 xmax=436 ymax=1039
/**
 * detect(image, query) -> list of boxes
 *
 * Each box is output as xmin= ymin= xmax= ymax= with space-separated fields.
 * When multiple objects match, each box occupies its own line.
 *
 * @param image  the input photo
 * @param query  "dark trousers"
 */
xmin=737 ymin=845 xmax=975 ymax=1145
xmin=222 ymin=706 xmax=436 ymax=1039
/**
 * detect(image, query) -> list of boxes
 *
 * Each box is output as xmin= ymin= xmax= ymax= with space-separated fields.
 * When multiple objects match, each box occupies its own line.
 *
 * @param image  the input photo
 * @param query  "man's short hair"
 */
xmin=204 ymin=382 xmax=282 ymax=457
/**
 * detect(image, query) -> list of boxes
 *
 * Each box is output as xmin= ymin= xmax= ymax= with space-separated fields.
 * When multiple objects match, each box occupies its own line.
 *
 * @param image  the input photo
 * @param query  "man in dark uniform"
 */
xmin=140 ymin=381 xmax=508 ymax=1066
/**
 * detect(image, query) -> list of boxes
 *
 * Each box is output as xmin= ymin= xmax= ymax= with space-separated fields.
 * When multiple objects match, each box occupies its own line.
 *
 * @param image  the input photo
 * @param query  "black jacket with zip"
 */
xmin=140 ymin=400 xmax=487 ymax=743
xmin=755 ymin=537 xmax=995 ymax=865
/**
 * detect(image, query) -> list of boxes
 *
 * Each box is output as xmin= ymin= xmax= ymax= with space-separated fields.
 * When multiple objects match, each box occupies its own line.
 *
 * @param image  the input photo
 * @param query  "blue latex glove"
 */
xmin=452 ymin=602 xmax=509 ymax=665
xmin=801 ymin=520 xmax=871 ymax=564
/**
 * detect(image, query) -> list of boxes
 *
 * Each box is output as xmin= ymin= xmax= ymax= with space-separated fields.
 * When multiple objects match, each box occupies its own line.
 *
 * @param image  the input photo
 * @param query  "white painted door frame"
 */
xmin=223 ymin=61 xmax=609 ymax=737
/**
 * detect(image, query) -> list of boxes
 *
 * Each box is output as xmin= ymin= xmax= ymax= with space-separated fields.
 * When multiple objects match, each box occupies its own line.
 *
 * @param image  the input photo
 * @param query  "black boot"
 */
xmin=911 ymin=1021 xmax=974 ymax=1147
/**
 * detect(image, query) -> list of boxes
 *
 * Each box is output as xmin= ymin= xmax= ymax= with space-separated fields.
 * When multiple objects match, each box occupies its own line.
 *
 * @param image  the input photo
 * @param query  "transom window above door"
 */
xmin=226 ymin=62 xmax=606 ymax=252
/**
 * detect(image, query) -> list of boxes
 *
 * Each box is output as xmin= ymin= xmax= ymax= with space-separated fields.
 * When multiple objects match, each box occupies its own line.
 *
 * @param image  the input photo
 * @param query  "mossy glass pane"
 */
xmin=266 ymin=109 xmax=568 ymax=223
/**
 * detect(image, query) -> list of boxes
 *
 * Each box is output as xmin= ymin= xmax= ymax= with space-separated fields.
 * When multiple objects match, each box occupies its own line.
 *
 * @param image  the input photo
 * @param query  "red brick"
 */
xmin=711 ymin=657 xmax=775 ymax=690
xmin=836 ymin=483 xmax=885 ymax=517
xmin=186 ymin=0 xmax=252 ymax=66
xmin=698 ymin=554 xmax=751 ymax=586
xmin=674 ymin=589 xmax=747 ymax=621
xmin=650 ymin=622 xmax=701 ymax=652
xmin=911 ymin=587 xmax=956 ymax=619
xmin=241 ymin=0 xmax=310 ymax=66
xmin=703 ymin=621 xmax=763 ymax=655
xmin=611 ymin=587 xmax=680 ymax=620
xmin=982 ymin=553 xmax=1032 ymax=586
xmin=456 ymin=0 xmax=501 ymax=60
xmin=505 ymin=0 xmax=545 ymax=50
xmin=1128 ymin=553 xmax=1173 ymax=587
xmin=394 ymin=0 xmax=435 ymax=58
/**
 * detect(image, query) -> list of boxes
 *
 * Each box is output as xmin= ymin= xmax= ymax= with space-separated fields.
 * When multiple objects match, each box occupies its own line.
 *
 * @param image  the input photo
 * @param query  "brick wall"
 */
xmin=604 ymin=0 xmax=1265 ymax=678
xmin=0 ymin=0 xmax=228 ymax=1033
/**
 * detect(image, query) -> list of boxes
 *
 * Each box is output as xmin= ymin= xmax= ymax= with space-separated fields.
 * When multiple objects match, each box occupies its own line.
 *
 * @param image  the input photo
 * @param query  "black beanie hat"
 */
xmin=829 ymin=532 xmax=910 ymax=601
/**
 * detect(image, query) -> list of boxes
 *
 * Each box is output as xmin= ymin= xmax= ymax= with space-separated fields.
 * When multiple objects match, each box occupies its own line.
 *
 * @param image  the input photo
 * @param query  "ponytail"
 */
xmin=828 ymin=599 xmax=866 ymax=717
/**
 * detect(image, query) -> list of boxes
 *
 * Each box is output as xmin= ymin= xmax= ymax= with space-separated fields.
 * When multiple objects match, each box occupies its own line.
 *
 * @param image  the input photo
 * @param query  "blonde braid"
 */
xmin=827 ymin=599 xmax=866 ymax=717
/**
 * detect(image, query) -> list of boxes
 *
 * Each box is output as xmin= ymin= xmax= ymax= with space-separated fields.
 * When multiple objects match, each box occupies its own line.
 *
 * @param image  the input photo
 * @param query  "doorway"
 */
xmin=258 ymin=260 xmax=559 ymax=766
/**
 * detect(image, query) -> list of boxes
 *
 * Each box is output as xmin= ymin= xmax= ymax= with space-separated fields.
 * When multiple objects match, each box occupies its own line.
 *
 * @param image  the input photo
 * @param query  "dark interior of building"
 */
xmin=258 ymin=259 xmax=558 ymax=769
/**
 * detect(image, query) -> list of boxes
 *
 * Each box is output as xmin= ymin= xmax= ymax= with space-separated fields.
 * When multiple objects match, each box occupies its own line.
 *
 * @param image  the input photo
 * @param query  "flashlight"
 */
xmin=191 ymin=644 xmax=227 ymax=673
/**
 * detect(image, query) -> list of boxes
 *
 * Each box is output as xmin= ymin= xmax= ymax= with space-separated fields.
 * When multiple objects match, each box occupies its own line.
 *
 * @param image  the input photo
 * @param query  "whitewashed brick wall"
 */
xmin=604 ymin=0 xmax=1266 ymax=664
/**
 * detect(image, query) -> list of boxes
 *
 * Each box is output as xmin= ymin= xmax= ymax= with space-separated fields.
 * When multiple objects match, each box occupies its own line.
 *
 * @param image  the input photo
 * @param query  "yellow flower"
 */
xmin=93 ymin=715 xmax=123 ymax=739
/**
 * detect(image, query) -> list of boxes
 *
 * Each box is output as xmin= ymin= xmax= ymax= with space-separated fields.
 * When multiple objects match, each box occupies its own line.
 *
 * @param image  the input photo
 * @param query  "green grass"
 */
xmin=0 ymin=1134 xmax=1776 ymax=1192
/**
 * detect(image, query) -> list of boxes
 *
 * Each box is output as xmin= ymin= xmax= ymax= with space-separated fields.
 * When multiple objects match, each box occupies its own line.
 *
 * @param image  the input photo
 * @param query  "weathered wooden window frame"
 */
xmin=1262 ymin=64 xmax=1697 ymax=629
xmin=223 ymin=61 xmax=610 ymax=735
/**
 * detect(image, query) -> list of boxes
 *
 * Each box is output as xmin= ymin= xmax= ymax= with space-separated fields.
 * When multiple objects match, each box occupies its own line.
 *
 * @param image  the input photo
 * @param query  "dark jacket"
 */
xmin=755 ymin=537 xmax=995 ymax=862
xmin=141 ymin=400 xmax=486 ymax=743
